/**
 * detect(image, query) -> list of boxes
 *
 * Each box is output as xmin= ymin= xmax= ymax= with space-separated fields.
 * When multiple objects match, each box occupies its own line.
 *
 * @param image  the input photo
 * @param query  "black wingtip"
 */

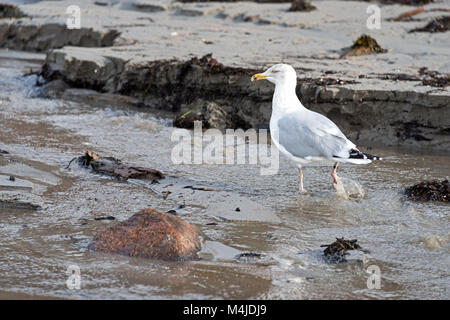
xmin=349 ymin=149 xmax=382 ymax=160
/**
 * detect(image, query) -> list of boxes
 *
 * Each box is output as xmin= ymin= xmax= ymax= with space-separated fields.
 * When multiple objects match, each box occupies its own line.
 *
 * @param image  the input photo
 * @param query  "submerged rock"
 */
xmin=340 ymin=34 xmax=388 ymax=58
xmin=288 ymin=0 xmax=316 ymax=12
xmin=405 ymin=180 xmax=449 ymax=202
xmin=88 ymin=208 xmax=204 ymax=261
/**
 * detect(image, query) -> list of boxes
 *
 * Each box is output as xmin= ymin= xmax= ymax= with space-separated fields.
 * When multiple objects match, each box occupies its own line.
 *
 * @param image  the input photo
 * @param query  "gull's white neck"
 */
xmin=271 ymin=78 xmax=305 ymax=118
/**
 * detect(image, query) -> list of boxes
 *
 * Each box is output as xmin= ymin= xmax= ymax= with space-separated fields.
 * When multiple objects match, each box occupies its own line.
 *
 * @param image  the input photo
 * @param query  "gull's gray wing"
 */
xmin=277 ymin=110 xmax=355 ymax=159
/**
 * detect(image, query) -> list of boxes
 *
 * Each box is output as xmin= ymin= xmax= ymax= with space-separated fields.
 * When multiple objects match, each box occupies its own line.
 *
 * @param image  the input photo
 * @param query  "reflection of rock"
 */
xmin=405 ymin=180 xmax=449 ymax=202
xmin=340 ymin=34 xmax=388 ymax=58
xmin=88 ymin=208 xmax=204 ymax=261
xmin=173 ymin=101 xmax=234 ymax=129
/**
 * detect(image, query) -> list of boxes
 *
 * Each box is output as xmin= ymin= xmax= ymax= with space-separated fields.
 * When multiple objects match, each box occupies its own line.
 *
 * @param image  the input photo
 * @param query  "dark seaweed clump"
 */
xmin=321 ymin=238 xmax=369 ymax=263
xmin=410 ymin=16 xmax=450 ymax=33
xmin=340 ymin=34 xmax=388 ymax=58
xmin=419 ymin=67 xmax=450 ymax=88
xmin=0 ymin=3 xmax=27 ymax=19
xmin=405 ymin=180 xmax=449 ymax=202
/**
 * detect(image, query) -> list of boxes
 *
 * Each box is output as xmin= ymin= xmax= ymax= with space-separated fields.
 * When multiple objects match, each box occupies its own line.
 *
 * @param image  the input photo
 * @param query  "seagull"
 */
xmin=251 ymin=64 xmax=381 ymax=192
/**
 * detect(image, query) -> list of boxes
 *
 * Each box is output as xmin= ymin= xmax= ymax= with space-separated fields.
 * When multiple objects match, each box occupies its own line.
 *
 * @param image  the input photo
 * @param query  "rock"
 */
xmin=288 ymin=0 xmax=316 ymax=12
xmin=88 ymin=208 xmax=204 ymax=261
xmin=0 ymin=22 xmax=120 ymax=52
xmin=340 ymin=34 xmax=388 ymax=58
xmin=405 ymin=180 xmax=449 ymax=202
xmin=0 ymin=191 xmax=43 ymax=210
xmin=173 ymin=101 xmax=234 ymax=129
xmin=40 ymin=79 xmax=70 ymax=98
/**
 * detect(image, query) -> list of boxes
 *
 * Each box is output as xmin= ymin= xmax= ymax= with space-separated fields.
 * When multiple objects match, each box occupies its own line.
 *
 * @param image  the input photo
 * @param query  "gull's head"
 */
xmin=251 ymin=64 xmax=297 ymax=86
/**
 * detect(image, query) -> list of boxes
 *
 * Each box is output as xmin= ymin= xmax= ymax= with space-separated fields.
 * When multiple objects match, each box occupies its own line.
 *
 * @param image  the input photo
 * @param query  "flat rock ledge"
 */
xmin=0 ymin=191 xmax=43 ymax=210
xmin=88 ymin=208 xmax=204 ymax=261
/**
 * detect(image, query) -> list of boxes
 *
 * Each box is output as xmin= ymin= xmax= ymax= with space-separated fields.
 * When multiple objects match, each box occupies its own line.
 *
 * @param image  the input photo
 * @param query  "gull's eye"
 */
xmin=271 ymin=70 xmax=279 ymax=73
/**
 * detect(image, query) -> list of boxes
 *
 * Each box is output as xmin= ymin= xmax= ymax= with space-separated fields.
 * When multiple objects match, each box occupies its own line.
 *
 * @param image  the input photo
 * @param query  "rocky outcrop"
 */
xmin=0 ymin=22 xmax=119 ymax=52
xmin=88 ymin=208 xmax=204 ymax=261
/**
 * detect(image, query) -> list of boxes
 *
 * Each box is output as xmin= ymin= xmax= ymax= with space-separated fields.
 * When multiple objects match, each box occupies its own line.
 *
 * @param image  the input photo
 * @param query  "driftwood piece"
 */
xmin=68 ymin=150 xmax=164 ymax=180
xmin=391 ymin=7 xmax=424 ymax=21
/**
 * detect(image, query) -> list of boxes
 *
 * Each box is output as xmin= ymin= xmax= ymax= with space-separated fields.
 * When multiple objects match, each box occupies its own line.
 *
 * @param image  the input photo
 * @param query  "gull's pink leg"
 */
xmin=299 ymin=167 xmax=305 ymax=192
xmin=331 ymin=162 xmax=339 ymax=184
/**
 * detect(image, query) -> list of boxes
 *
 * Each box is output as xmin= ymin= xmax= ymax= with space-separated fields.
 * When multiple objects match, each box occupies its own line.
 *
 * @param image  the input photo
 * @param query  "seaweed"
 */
xmin=340 ymin=34 xmax=388 ymax=58
xmin=321 ymin=238 xmax=369 ymax=263
xmin=405 ymin=180 xmax=449 ymax=202
xmin=409 ymin=16 xmax=450 ymax=33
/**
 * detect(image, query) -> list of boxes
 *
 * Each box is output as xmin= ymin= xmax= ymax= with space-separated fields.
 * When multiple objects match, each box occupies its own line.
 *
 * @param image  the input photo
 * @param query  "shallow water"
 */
xmin=0 ymin=53 xmax=448 ymax=299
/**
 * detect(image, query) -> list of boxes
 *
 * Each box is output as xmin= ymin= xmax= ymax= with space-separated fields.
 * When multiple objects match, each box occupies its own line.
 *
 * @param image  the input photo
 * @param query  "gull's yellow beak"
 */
xmin=251 ymin=73 xmax=267 ymax=82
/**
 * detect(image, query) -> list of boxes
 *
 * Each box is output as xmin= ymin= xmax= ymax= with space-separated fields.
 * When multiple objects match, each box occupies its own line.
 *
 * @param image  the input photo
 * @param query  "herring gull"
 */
xmin=251 ymin=64 xmax=381 ymax=192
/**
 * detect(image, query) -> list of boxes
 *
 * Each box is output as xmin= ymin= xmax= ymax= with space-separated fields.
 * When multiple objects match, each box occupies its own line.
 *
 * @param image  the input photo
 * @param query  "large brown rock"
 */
xmin=88 ymin=209 xmax=204 ymax=261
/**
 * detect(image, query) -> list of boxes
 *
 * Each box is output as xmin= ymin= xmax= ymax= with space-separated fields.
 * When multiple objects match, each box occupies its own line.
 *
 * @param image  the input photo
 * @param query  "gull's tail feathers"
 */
xmin=332 ymin=149 xmax=382 ymax=164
